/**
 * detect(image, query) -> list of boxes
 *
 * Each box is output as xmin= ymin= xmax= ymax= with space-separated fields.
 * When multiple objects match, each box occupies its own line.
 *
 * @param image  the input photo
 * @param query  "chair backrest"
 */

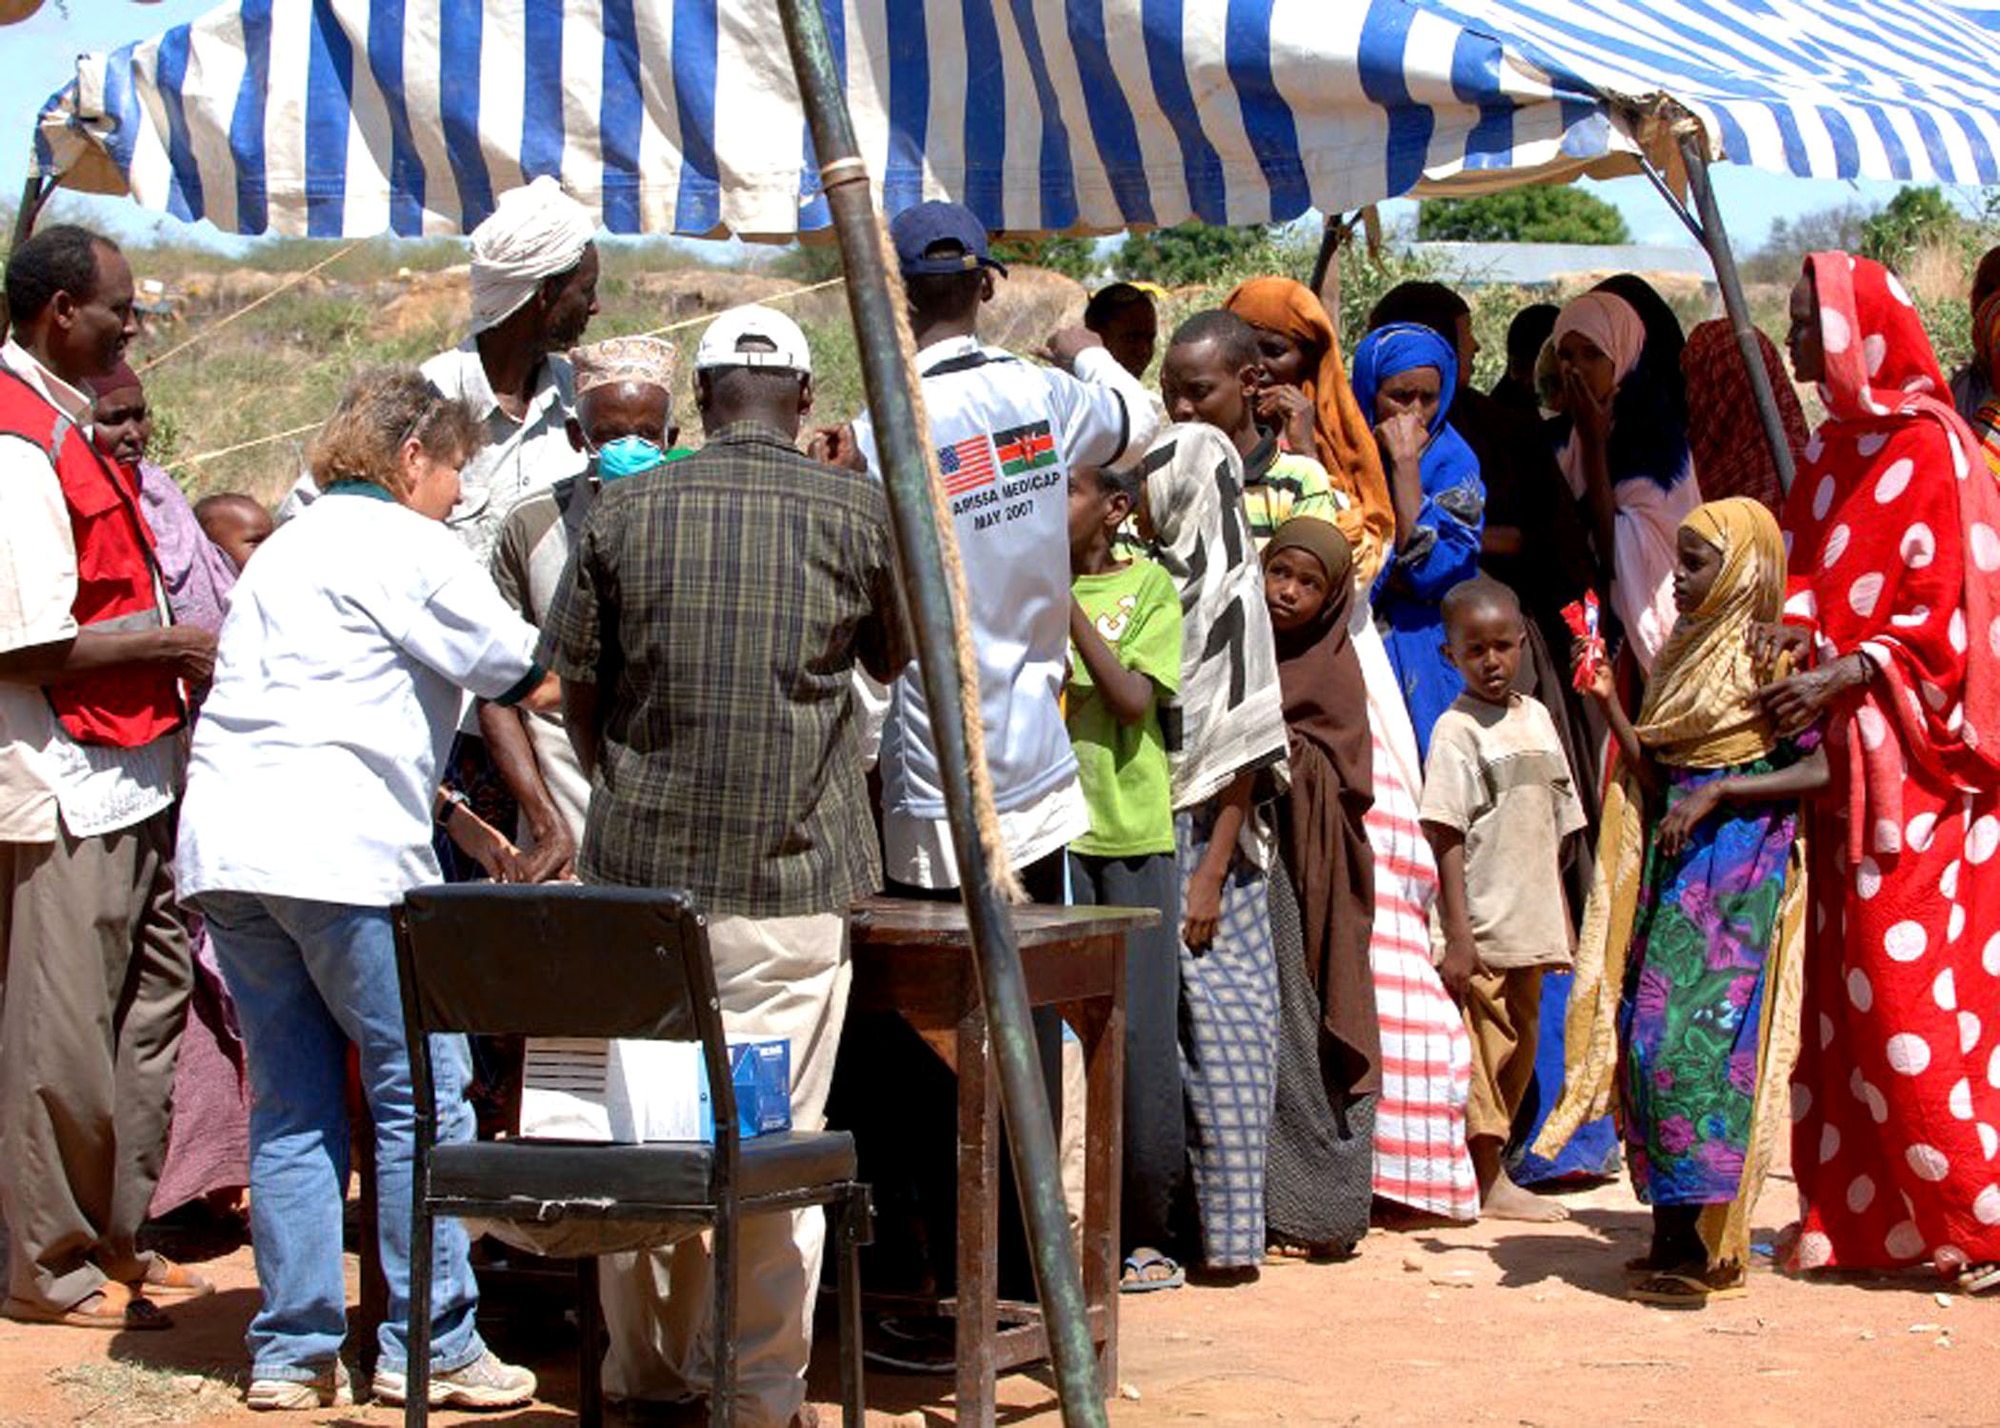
xmin=395 ymin=883 xmax=717 ymax=1044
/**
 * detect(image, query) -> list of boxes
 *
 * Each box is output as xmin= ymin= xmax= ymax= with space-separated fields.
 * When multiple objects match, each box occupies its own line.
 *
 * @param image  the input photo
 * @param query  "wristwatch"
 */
xmin=435 ymin=786 xmax=473 ymax=827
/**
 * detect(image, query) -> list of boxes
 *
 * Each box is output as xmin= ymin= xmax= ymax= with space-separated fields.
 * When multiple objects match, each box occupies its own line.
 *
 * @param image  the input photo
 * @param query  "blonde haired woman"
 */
xmin=177 ymin=370 xmax=543 ymax=1411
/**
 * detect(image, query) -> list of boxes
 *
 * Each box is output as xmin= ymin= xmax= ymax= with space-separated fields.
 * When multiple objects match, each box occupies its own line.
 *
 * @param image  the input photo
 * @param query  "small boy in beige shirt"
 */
xmin=1420 ymin=578 xmax=1585 ymax=1222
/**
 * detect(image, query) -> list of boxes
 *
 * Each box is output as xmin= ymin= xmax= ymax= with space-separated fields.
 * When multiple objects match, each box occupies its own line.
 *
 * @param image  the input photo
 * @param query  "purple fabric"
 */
xmin=137 ymin=459 xmax=252 ymax=1213
xmin=136 ymin=459 xmax=236 ymax=633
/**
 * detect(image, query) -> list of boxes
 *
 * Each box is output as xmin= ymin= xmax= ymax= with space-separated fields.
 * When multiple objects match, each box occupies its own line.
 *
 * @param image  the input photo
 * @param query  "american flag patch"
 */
xmin=938 ymin=434 xmax=997 ymax=496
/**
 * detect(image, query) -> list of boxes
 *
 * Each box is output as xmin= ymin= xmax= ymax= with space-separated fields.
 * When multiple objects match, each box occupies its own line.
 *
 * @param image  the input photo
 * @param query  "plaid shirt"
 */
xmin=537 ymin=423 xmax=911 ymax=916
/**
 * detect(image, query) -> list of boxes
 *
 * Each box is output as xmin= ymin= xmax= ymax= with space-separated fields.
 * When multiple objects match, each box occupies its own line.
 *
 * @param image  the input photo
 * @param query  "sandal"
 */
xmin=1120 ymin=1247 xmax=1185 ymax=1293
xmin=1268 ymin=1236 xmax=1354 ymax=1264
xmin=130 ymin=1256 xmax=214 ymax=1301
xmin=1 ymin=1282 xmax=173 ymax=1330
xmin=1628 ymin=1264 xmax=1747 ymax=1310
xmin=1958 ymin=1262 xmax=2000 ymax=1295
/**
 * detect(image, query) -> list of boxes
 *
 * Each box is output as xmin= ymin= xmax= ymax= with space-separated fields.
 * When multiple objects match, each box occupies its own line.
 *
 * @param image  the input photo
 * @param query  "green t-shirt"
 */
xmin=1066 ymin=558 xmax=1183 ymax=857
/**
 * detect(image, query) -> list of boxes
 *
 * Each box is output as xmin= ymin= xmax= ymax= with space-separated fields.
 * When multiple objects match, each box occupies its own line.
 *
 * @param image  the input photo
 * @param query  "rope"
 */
xmin=152 ymin=272 xmax=847 ymax=473
xmin=632 ymin=273 xmax=846 ymax=337
xmin=162 ymin=421 xmax=322 ymax=472
xmin=137 ymin=241 xmax=364 ymax=375
xmin=870 ymin=211 xmax=1024 ymax=904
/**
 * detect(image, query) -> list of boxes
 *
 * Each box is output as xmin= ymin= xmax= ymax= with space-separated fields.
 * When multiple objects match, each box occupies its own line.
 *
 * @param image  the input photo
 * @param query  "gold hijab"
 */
xmin=1633 ymin=497 xmax=1787 ymax=769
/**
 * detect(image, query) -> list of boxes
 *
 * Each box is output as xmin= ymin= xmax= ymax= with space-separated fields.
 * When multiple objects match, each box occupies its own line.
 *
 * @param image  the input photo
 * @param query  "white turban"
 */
xmin=468 ymin=176 xmax=597 ymax=334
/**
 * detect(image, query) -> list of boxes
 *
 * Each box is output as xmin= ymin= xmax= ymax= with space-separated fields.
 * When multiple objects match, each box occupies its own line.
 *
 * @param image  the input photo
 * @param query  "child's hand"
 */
xmin=1439 ymin=933 xmax=1481 ymax=1001
xmin=1182 ymin=868 xmax=1224 ymax=953
xmin=1571 ymin=637 xmax=1615 ymax=703
xmin=1657 ymin=781 xmax=1724 ymax=859
xmin=1746 ymin=620 xmax=1810 ymax=675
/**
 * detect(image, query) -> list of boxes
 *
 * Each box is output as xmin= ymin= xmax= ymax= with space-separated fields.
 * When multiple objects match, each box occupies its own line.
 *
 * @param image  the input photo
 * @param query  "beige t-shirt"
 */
xmin=1419 ymin=692 xmax=1586 ymax=970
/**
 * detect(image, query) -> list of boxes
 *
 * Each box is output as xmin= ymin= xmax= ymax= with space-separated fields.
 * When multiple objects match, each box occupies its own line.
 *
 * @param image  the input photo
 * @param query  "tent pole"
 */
xmin=1308 ymin=211 xmax=1343 ymax=293
xmin=774 ymin=3 xmax=1107 ymax=1425
xmin=1676 ymin=131 xmax=1798 ymax=495
xmin=10 ymin=173 xmax=52 ymax=252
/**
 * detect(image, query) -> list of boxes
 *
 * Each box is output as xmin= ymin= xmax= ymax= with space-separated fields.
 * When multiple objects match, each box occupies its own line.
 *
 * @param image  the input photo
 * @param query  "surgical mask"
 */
xmin=593 ymin=435 xmax=667 ymax=482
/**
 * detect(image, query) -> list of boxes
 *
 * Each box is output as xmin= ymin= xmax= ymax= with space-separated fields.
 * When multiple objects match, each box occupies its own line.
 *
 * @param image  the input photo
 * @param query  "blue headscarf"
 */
xmin=1350 ymin=323 xmax=1483 ymax=514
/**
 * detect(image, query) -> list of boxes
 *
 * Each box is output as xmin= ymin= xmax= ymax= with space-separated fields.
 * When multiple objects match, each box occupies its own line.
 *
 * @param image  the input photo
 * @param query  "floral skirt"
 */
xmin=1617 ymin=759 xmax=1797 ymax=1207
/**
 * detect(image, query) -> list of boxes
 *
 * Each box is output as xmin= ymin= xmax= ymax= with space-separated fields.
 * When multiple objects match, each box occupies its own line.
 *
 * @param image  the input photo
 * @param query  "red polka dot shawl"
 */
xmin=1781 ymin=252 xmax=2000 ymax=860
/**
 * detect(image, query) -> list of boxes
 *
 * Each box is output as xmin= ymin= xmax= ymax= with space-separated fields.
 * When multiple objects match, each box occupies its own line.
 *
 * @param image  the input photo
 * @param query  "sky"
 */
xmin=4 ymin=0 xmax=1979 ymax=261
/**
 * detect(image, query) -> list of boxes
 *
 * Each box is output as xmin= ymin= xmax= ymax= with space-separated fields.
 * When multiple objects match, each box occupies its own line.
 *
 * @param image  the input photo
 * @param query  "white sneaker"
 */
xmin=372 ymin=1351 xmax=537 ymax=1410
xmin=245 ymin=1360 xmax=352 ymax=1411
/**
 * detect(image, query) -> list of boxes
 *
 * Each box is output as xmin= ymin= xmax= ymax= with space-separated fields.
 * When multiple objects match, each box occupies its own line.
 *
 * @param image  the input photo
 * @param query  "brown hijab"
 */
xmin=1266 ymin=517 xmax=1379 ymax=1098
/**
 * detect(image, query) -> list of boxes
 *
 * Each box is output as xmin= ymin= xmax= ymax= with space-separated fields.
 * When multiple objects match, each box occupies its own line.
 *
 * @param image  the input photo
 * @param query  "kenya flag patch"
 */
xmin=994 ymin=420 xmax=1057 ymax=476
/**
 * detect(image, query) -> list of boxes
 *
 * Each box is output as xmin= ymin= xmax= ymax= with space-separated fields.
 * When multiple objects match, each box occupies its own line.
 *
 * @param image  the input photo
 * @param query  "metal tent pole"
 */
xmin=1675 ymin=130 xmax=1798 ymax=495
xmin=774 ymin=2 xmax=1107 ymax=1424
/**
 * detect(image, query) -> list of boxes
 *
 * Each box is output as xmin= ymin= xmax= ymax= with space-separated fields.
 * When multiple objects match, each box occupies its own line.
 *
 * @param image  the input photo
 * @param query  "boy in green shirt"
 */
xmin=1065 ymin=464 xmax=1187 ymax=1286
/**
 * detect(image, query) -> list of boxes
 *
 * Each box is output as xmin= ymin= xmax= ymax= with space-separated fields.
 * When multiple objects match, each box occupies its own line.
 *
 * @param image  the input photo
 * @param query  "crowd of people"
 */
xmin=2 ymin=177 xmax=1999 ymax=1424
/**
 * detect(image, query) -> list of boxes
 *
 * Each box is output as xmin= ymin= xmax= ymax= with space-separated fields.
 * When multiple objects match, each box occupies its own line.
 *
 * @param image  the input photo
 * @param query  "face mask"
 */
xmin=593 ymin=434 xmax=666 ymax=482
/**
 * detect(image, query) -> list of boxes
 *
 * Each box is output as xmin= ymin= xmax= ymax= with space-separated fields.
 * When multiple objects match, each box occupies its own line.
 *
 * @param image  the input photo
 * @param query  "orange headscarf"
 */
xmin=1223 ymin=277 xmax=1393 ymax=579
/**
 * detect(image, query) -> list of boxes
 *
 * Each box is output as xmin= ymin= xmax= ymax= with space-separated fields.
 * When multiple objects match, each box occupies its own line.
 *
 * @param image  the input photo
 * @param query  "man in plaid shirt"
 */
xmin=537 ymin=305 xmax=909 ymax=1428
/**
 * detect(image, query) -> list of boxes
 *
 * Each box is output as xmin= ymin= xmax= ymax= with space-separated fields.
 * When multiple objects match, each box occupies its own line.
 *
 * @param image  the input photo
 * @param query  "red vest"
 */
xmin=0 ymin=366 xmax=183 ymax=748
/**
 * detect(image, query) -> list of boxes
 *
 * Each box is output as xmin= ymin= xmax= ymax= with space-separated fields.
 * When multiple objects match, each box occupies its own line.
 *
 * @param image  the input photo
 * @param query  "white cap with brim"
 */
xmin=694 ymin=304 xmax=813 ymax=377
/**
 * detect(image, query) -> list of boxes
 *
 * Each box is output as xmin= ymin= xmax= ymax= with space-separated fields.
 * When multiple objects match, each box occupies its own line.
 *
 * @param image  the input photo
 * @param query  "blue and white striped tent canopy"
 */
xmin=29 ymin=0 xmax=2000 ymax=241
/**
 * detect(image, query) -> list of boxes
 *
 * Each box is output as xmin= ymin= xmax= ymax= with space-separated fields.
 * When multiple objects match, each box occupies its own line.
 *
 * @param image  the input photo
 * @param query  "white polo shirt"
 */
xmin=177 ymin=485 xmax=541 ymax=906
xmin=0 ymin=340 xmax=180 ymax=843
xmin=854 ymin=338 xmax=1157 ymax=885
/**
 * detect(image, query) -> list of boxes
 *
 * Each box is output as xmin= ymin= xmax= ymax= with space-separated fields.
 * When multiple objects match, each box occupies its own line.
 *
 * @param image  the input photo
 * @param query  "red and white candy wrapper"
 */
xmin=1562 ymin=592 xmax=1605 ymax=693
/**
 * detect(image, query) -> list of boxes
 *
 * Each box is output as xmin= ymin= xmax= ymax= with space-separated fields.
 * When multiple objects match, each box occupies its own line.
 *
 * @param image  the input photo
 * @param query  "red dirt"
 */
xmin=2 ymin=1168 xmax=1993 ymax=1426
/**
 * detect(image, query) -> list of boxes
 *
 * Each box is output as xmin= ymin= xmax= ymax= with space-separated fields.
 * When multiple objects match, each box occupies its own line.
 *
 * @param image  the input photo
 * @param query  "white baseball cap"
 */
xmin=693 ymin=304 xmax=813 ymax=376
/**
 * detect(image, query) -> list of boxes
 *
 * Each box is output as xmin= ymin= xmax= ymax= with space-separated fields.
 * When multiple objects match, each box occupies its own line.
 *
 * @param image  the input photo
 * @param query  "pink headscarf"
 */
xmin=1551 ymin=291 xmax=1646 ymax=385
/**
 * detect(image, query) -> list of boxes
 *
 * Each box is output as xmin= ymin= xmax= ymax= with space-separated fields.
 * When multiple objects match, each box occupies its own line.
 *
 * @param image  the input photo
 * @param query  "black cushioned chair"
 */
xmin=393 ymin=883 xmax=869 ymax=1426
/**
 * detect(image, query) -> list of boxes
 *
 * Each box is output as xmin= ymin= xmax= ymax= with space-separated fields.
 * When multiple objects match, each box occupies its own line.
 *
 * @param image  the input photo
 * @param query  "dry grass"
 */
xmin=46 ymin=1360 xmax=240 ymax=1427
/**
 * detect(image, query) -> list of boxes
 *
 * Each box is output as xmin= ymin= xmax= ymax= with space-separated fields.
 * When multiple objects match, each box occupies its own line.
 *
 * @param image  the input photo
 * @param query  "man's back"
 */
xmin=538 ymin=422 xmax=907 ymax=917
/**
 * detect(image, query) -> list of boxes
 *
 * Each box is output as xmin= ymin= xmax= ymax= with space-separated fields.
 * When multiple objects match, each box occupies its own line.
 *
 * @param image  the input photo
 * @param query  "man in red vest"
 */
xmin=0 ymin=225 xmax=214 ymax=1330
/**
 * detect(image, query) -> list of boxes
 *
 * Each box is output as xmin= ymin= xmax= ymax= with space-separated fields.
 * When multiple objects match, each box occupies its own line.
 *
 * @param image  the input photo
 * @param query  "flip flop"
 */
xmin=1628 ymin=1266 xmax=1747 ymax=1310
xmin=1120 ymin=1248 xmax=1185 ymax=1293
xmin=129 ymin=1256 xmax=214 ymax=1302
xmin=2 ymin=1282 xmax=173 ymax=1331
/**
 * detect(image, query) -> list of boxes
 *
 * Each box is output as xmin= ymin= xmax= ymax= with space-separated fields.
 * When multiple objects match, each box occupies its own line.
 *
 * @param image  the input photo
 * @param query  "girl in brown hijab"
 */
xmin=1224 ymin=277 xmax=1395 ymax=581
xmin=1262 ymin=516 xmax=1380 ymax=1257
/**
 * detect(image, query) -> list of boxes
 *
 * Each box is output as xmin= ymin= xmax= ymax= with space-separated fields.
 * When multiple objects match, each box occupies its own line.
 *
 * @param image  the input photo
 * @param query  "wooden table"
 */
xmin=846 ymin=896 xmax=1159 ymax=1426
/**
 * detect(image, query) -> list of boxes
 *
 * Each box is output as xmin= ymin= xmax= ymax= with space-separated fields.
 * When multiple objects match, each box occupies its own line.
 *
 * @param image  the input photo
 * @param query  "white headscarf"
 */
xmin=1135 ymin=423 xmax=1289 ymax=814
xmin=469 ymin=176 xmax=597 ymax=333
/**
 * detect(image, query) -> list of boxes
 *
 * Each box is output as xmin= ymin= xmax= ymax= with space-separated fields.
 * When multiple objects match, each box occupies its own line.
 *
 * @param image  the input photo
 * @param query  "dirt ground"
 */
xmin=1 ymin=1167 xmax=1993 ymax=1428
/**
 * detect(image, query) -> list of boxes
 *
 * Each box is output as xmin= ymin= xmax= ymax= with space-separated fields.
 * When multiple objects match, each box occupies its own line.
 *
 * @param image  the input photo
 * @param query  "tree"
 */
xmin=1860 ymin=185 xmax=1963 ymax=267
xmin=1745 ymin=201 xmax=1871 ymax=283
xmin=1112 ymin=223 xmax=1279 ymax=288
xmin=990 ymin=234 xmax=1098 ymax=280
xmin=1416 ymin=188 xmax=1631 ymax=245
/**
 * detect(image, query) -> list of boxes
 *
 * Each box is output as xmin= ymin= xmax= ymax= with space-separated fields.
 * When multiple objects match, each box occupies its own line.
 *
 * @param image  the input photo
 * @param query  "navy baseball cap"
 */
xmin=890 ymin=201 xmax=1008 ymax=277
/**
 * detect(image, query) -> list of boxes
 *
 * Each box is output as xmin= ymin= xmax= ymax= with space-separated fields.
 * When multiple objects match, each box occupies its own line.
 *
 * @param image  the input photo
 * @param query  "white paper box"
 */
xmin=518 ymin=1036 xmax=790 ymax=1143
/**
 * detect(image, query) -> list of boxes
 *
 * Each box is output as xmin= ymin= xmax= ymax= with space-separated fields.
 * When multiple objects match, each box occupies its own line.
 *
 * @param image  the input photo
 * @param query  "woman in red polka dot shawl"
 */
xmin=1761 ymin=252 xmax=2000 ymax=1293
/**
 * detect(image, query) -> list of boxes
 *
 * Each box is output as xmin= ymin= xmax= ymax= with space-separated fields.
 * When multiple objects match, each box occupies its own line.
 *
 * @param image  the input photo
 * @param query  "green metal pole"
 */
xmin=773 ymin=3 xmax=1108 ymax=1425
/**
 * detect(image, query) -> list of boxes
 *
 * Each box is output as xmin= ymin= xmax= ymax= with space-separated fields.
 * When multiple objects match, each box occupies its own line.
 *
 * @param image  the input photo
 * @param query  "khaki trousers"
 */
xmin=1462 ymin=966 xmax=1545 ymax=1144
xmin=0 ymin=809 xmax=192 ymax=1311
xmin=599 ymin=911 xmax=850 ymax=1427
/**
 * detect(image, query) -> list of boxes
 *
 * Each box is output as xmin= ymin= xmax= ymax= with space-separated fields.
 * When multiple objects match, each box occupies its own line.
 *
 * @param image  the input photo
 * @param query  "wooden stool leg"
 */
xmin=955 ymin=1007 xmax=999 ymax=1428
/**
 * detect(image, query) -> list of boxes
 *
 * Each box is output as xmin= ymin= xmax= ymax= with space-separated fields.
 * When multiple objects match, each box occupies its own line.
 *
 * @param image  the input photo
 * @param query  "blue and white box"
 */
xmin=520 ymin=1036 xmax=793 ymax=1144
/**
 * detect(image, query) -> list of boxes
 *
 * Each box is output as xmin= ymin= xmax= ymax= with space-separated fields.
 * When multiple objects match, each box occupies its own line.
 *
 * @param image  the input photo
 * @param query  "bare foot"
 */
xmin=1481 ymin=1171 xmax=1570 ymax=1223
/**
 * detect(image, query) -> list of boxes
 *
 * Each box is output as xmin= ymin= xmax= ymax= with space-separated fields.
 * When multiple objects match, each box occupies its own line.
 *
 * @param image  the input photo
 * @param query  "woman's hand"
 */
xmin=445 ymin=803 xmax=530 ymax=884
xmin=1182 ymin=867 xmax=1224 ymax=953
xmin=1757 ymin=655 xmax=1865 ymax=730
xmin=1746 ymin=620 xmax=1811 ymax=674
xmin=1254 ymin=383 xmax=1316 ymax=456
xmin=1375 ymin=408 xmax=1428 ymax=472
xmin=1564 ymin=367 xmax=1613 ymax=448
xmin=1657 ymin=781 xmax=1723 ymax=859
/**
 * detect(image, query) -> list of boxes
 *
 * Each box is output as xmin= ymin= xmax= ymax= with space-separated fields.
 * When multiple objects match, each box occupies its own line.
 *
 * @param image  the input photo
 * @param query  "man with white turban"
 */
xmin=428 ymin=175 xmax=602 ymax=565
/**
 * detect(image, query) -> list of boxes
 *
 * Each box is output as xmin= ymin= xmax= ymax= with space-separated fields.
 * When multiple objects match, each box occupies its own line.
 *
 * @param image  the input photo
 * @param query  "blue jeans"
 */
xmin=199 ymin=891 xmax=485 ymax=1382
